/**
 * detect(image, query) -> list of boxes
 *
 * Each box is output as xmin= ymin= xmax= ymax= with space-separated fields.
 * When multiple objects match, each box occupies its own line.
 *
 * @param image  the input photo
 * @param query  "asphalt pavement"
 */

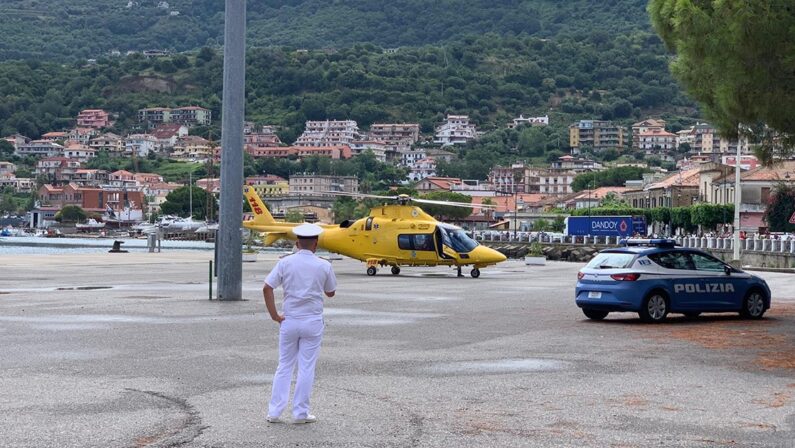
xmin=1 ymin=251 xmax=794 ymax=447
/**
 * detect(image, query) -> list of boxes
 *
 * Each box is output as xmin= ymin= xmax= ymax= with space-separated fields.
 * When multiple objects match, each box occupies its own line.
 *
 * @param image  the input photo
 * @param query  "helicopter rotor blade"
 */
xmin=410 ymin=198 xmax=497 ymax=209
xmin=321 ymin=191 xmax=398 ymax=200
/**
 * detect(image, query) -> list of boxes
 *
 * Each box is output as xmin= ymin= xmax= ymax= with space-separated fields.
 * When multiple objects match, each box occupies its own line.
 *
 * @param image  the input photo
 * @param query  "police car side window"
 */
xmin=648 ymin=251 xmax=692 ymax=270
xmin=690 ymin=253 xmax=725 ymax=272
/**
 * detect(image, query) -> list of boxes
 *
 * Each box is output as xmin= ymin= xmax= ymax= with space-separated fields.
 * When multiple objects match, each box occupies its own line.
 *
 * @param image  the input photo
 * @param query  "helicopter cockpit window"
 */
xmin=365 ymin=217 xmax=374 ymax=231
xmin=441 ymin=227 xmax=478 ymax=253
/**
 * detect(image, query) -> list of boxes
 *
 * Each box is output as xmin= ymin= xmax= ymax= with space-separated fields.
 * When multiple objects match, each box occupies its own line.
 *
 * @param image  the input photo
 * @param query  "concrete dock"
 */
xmin=1 ymin=252 xmax=794 ymax=447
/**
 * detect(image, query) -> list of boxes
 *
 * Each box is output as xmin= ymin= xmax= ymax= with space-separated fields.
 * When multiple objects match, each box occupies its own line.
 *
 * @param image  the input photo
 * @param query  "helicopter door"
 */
xmin=435 ymin=226 xmax=460 ymax=261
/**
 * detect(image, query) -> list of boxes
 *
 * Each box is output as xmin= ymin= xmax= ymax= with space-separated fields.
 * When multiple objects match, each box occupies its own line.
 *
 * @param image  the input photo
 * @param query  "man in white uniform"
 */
xmin=263 ymin=223 xmax=337 ymax=424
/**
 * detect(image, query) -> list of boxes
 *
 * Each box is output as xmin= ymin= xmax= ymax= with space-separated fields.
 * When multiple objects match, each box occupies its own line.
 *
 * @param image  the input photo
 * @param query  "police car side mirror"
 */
xmin=723 ymin=265 xmax=732 ymax=276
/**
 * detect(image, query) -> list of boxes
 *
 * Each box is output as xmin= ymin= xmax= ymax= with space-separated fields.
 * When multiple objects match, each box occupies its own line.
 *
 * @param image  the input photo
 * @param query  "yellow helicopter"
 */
xmin=242 ymin=186 xmax=507 ymax=277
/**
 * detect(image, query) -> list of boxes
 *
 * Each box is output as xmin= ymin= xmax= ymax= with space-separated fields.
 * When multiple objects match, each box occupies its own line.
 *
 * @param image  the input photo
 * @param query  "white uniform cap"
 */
xmin=293 ymin=223 xmax=324 ymax=238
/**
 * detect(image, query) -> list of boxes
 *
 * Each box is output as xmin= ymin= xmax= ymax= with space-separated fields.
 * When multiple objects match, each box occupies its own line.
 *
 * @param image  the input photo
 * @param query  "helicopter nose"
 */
xmin=471 ymin=246 xmax=507 ymax=264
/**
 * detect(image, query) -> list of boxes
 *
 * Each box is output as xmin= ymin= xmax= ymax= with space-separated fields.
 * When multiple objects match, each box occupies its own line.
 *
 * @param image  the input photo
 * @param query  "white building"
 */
xmin=509 ymin=115 xmax=549 ymax=128
xmin=408 ymin=158 xmax=437 ymax=182
xmin=125 ymin=134 xmax=157 ymax=157
xmin=433 ymin=115 xmax=478 ymax=146
xmin=295 ymin=120 xmax=360 ymax=147
xmin=638 ymin=129 xmax=677 ymax=153
xmin=89 ymin=133 xmax=125 ymax=155
xmin=16 ymin=140 xmax=63 ymax=157
xmin=349 ymin=140 xmax=387 ymax=162
xmin=62 ymin=143 xmax=96 ymax=162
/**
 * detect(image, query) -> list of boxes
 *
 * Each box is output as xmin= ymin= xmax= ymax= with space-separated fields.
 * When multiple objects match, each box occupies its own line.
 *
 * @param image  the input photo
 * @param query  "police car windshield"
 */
xmin=585 ymin=252 xmax=636 ymax=269
xmin=441 ymin=227 xmax=478 ymax=253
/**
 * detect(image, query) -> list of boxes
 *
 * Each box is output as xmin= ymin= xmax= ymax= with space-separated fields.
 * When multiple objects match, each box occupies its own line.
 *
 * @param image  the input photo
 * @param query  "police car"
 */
xmin=575 ymin=239 xmax=771 ymax=323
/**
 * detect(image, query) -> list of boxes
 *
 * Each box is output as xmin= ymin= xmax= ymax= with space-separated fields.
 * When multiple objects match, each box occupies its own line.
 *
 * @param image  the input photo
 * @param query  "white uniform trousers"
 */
xmin=268 ymin=316 xmax=324 ymax=419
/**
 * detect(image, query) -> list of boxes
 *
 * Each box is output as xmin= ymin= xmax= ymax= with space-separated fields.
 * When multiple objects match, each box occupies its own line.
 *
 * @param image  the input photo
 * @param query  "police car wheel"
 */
xmin=740 ymin=289 xmax=766 ymax=319
xmin=639 ymin=291 xmax=669 ymax=323
xmin=582 ymin=309 xmax=609 ymax=320
xmin=367 ymin=266 xmax=377 ymax=276
xmin=470 ymin=268 xmax=480 ymax=278
xmin=391 ymin=266 xmax=400 ymax=275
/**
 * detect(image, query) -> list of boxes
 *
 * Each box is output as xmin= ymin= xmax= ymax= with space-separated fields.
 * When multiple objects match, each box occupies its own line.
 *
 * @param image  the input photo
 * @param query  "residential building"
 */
xmin=425 ymin=148 xmax=456 ymax=163
xmin=196 ymin=178 xmax=221 ymax=194
xmin=68 ymin=127 xmax=99 ymax=145
xmin=71 ymin=169 xmax=110 ymax=186
xmin=125 ymin=134 xmax=158 ymax=157
xmin=244 ymin=128 xmax=281 ymax=148
xmin=349 ymin=140 xmax=387 ymax=162
xmin=108 ymin=170 xmax=141 ymax=190
xmin=638 ymin=128 xmax=677 ymax=154
xmin=720 ymin=154 xmax=761 ymax=171
xmin=712 ymin=160 xmax=795 ymax=232
xmin=89 ymin=133 xmax=125 ymax=155
xmin=0 ymin=161 xmax=15 ymax=177
xmin=138 ymin=106 xmax=211 ymax=126
xmin=62 ymin=142 xmax=96 ymax=162
xmin=398 ymin=147 xmax=426 ymax=167
xmin=35 ymin=157 xmax=81 ymax=182
xmin=76 ymin=109 xmax=112 ymax=129
xmin=288 ymin=174 xmax=359 ymax=196
xmin=245 ymin=175 xmax=289 ymax=197
xmin=41 ymin=131 xmax=68 ymax=142
xmin=171 ymin=136 xmax=212 ymax=162
xmin=4 ymin=134 xmax=30 ymax=149
xmin=368 ymin=123 xmax=420 ymax=147
xmin=508 ymin=115 xmax=549 ymax=129
xmin=144 ymin=182 xmax=182 ymax=215
xmin=569 ymin=120 xmax=625 ymax=152
xmin=295 ymin=120 xmax=360 ymax=147
xmin=150 ymin=123 xmax=189 ymax=151
xmin=170 ymin=106 xmax=212 ymax=126
xmin=534 ymin=171 xmax=576 ymax=195
xmin=563 ymin=187 xmax=630 ymax=210
xmin=434 ymin=115 xmax=478 ymax=146
xmin=245 ymin=145 xmax=352 ymax=160
xmin=676 ymin=123 xmax=750 ymax=155
xmin=415 ymin=177 xmax=462 ymax=193
xmin=17 ymin=140 xmax=63 ymax=158
xmin=631 ymin=119 xmax=666 ymax=150
xmin=408 ymin=158 xmax=437 ymax=182
xmin=133 ymin=173 xmax=165 ymax=186
xmin=489 ymin=164 xmax=528 ymax=193
xmin=623 ymin=167 xmax=704 ymax=210
xmin=549 ymin=155 xmax=603 ymax=173
xmin=36 ymin=183 xmax=145 ymax=225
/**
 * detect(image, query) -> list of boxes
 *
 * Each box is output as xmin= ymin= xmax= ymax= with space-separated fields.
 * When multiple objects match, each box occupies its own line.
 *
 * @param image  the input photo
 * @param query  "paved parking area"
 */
xmin=1 ymin=252 xmax=794 ymax=447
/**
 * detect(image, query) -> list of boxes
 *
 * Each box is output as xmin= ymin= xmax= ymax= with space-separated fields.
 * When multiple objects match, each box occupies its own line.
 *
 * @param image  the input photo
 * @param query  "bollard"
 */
xmin=209 ymin=260 xmax=213 ymax=300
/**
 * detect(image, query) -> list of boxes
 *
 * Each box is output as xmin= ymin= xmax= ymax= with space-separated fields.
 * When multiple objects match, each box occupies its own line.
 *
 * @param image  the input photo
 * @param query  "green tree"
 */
xmin=55 ymin=205 xmax=87 ymax=223
xmin=160 ymin=186 xmax=217 ymax=219
xmin=649 ymin=0 xmax=795 ymax=162
xmin=285 ymin=209 xmax=304 ymax=223
xmin=533 ymin=218 xmax=550 ymax=231
xmin=763 ymin=183 xmax=795 ymax=232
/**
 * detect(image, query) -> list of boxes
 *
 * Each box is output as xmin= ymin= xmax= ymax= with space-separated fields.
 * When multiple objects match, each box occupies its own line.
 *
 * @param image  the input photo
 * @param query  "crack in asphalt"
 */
xmin=334 ymin=386 xmax=425 ymax=448
xmin=124 ymin=388 xmax=206 ymax=448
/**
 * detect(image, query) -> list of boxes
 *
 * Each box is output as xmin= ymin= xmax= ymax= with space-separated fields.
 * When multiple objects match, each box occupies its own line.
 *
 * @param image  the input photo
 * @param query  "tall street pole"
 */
xmin=217 ymin=0 xmax=245 ymax=300
xmin=732 ymin=142 xmax=742 ymax=262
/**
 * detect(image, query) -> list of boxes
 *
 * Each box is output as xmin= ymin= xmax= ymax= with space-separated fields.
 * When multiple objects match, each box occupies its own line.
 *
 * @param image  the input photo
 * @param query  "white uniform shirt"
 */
xmin=265 ymin=250 xmax=337 ymax=318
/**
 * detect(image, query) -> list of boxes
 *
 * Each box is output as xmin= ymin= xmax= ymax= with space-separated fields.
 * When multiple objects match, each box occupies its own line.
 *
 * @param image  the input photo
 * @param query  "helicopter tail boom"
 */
xmin=243 ymin=186 xmax=276 ymax=225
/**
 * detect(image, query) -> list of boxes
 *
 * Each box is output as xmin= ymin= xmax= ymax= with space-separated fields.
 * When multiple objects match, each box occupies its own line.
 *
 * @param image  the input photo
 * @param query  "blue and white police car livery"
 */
xmin=575 ymin=239 xmax=771 ymax=323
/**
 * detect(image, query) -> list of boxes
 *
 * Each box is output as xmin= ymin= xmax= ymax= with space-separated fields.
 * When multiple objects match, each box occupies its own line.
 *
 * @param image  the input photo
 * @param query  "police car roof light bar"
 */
xmin=619 ymin=238 xmax=677 ymax=248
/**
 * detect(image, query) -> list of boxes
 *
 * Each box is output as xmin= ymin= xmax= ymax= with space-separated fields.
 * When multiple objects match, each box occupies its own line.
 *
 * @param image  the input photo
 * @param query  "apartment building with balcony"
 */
xmin=288 ymin=174 xmax=359 ymax=196
xmin=76 ymin=109 xmax=112 ymax=129
xmin=638 ymin=128 xmax=677 ymax=153
xmin=569 ymin=120 xmax=625 ymax=153
xmin=434 ymin=115 xmax=478 ymax=146
xmin=631 ymin=119 xmax=666 ymax=150
xmin=295 ymin=120 xmax=360 ymax=147
xmin=368 ymin=123 xmax=420 ymax=147
xmin=138 ymin=106 xmax=211 ymax=126
xmin=16 ymin=140 xmax=63 ymax=158
xmin=89 ymin=133 xmax=125 ymax=155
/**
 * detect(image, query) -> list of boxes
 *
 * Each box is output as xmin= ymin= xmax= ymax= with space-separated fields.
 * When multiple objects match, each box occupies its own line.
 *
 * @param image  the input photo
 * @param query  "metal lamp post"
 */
xmin=217 ymin=0 xmax=246 ymax=301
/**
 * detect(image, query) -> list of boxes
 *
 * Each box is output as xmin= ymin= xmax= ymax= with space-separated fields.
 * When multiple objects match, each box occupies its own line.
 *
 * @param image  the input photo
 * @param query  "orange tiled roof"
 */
xmin=647 ymin=168 xmax=701 ymax=189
